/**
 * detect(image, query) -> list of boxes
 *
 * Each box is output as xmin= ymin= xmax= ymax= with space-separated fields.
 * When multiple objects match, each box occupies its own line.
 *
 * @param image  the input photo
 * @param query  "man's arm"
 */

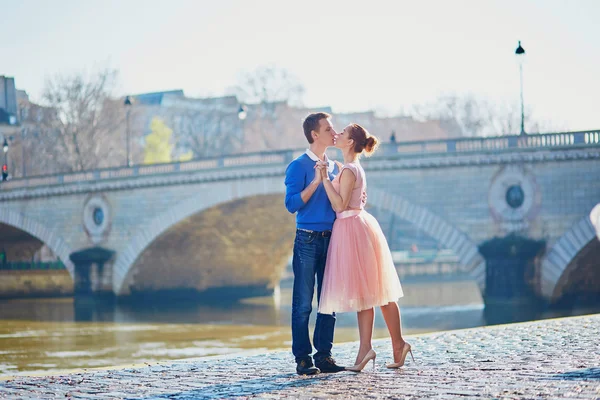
xmin=285 ymin=161 xmax=321 ymax=214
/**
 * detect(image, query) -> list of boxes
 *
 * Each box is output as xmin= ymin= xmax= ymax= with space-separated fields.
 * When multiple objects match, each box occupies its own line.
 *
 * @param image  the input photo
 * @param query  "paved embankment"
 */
xmin=1 ymin=314 xmax=599 ymax=399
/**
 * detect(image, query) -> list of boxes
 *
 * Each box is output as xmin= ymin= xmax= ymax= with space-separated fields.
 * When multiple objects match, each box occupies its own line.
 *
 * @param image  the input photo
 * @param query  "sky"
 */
xmin=1 ymin=0 xmax=599 ymax=131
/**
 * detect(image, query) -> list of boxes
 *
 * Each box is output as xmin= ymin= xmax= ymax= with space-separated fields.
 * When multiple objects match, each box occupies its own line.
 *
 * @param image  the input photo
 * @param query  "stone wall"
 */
xmin=0 ymin=270 xmax=73 ymax=298
xmin=367 ymin=159 xmax=600 ymax=247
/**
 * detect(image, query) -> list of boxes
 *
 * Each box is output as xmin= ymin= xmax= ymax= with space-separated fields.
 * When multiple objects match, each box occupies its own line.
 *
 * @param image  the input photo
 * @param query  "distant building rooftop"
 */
xmin=0 ymin=108 xmax=17 ymax=126
xmin=0 ymin=75 xmax=18 ymax=124
xmin=130 ymin=90 xmax=185 ymax=105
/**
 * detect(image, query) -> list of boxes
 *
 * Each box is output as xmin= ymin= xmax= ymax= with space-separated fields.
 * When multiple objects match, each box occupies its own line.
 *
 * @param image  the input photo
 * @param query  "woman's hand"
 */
xmin=316 ymin=161 xmax=329 ymax=180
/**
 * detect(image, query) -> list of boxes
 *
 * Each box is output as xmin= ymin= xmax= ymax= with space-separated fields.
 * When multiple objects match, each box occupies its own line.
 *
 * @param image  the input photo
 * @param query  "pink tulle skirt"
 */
xmin=319 ymin=209 xmax=404 ymax=314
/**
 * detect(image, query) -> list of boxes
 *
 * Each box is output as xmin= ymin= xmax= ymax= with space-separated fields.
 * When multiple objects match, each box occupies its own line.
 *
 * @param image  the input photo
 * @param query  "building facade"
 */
xmin=128 ymin=90 xmax=459 ymax=159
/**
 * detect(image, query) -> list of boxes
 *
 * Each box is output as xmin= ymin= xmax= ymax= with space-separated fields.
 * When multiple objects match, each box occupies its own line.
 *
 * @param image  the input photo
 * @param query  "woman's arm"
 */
xmin=318 ymin=165 xmax=356 ymax=213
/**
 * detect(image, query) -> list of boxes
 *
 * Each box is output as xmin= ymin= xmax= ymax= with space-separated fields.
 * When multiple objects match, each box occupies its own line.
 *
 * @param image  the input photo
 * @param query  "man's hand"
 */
xmin=315 ymin=161 xmax=329 ymax=180
xmin=313 ymin=162 xmax=324 ymax=184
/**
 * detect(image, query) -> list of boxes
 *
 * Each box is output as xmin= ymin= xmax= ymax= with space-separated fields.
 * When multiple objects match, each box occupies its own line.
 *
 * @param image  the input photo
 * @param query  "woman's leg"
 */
xmin=380 ymin=301 xmax=407 ymax=363
xmin=354 ymin=307 xmax=375 ymax=365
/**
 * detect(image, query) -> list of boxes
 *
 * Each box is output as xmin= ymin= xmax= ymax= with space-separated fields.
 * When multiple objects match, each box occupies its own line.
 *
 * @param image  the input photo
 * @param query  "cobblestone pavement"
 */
xmin=1 ymin=314 xmax=600 ymax=399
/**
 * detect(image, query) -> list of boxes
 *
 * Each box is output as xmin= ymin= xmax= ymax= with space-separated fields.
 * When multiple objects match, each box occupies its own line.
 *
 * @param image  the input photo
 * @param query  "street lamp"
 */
xmin=237 ymin=105 xmax=247 ymax=121
xmin=124 ymin=96 xmax=132 ymax=167
xmin=20 ymin=128 xmax=26 ymax=178
xmin=2 ymin=138 xmax=8 ymax=181
xmin=515 ymin=40 xmax=526 ymax=135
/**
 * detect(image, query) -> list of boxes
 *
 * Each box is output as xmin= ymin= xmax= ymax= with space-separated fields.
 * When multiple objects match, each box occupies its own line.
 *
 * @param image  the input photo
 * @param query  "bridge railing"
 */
xmin=392 ymin=130 xmax=600 ymax=154
xmin=0 ymin=130 xmax=598 ymax=191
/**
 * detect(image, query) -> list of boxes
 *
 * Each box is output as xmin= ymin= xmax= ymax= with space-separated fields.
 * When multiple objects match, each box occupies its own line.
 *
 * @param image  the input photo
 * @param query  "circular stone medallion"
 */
xmin=83 ymin=194 xmax=112 ymax=244
xmin=488 ymin=165 xmax=541 ymax=232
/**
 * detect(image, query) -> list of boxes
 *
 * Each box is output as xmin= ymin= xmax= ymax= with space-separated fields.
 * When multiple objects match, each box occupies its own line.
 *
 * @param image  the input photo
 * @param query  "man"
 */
xmin=284 ymin=112 xmax=345 ymax=375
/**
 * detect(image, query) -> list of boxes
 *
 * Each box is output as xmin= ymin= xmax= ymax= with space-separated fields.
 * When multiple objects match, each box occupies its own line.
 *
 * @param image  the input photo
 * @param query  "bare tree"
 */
xmin=4 ymin=101 xmax=43 ymax=178
xmin=35 ymin=68 xmax=128 ymax=172
xmin=223 ymin=66 xmax=308 ymax=152
xmin=166 ymin=108 xmax=244 ymax=159
xmin=412 ymin=94 xmax=561 ymax=137
xmin=232 ymin=65 xmax=306 ymax=107
xmin=148 ymin=94 xmax=247 ymax=159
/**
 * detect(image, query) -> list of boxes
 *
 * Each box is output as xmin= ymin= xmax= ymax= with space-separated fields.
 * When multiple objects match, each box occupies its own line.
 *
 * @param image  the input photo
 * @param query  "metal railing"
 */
xmin=1 ymin=130 xmax=598 ymax=192
xmin=393 ymin=130 xmax=600 ymax=154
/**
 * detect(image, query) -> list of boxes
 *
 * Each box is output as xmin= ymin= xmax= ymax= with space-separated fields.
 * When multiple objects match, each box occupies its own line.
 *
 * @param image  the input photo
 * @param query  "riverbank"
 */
xmin=0 ymin=270 xmax=73 ymax=299
xmin=0 ymin=277 xmax=489 ymax=378
xmin=1 ymin=314 xmax=599 ymax=399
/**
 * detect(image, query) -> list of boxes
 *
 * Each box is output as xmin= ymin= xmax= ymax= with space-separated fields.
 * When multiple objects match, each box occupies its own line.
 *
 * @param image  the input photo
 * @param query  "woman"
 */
xmin=316 ymin=123 xmax=413 ymax=372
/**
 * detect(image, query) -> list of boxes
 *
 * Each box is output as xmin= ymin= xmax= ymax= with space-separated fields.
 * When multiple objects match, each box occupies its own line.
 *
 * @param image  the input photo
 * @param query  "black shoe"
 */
xmin=296 ymin=359 xmax=320 ymax=375
xmin=315 ymin=356 xmax=345 ymax=373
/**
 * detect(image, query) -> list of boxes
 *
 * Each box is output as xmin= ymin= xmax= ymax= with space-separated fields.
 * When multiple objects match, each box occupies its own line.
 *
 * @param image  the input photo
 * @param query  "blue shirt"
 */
xmin=284 ymin=152 xmax=338 ymax=231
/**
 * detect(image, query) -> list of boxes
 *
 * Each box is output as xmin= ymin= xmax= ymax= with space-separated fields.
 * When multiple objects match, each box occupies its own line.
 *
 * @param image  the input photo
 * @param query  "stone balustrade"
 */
xmin=1 ymin=129 xmax=598 ymax=192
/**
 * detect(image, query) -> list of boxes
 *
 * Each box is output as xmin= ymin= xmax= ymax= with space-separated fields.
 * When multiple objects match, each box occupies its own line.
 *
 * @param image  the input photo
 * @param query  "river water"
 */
xmin=0 ymin=276 xmax=593 ymax=378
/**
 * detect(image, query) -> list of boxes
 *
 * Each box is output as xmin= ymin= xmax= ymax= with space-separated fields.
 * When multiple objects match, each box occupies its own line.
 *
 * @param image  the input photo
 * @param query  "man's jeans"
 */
xmin=291 ymin=229 xmax=336 ymax=363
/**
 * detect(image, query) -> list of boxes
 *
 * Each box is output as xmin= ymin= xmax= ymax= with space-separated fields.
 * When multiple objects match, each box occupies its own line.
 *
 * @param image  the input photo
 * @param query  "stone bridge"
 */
xmin=1 ymin=130 xmax=599 ymax=306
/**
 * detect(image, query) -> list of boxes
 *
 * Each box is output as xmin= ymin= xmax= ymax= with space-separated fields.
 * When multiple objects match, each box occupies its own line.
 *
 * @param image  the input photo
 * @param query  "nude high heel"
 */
xmin=346 ymin=349 xmax=377 ymax=372
xmin=386 ymin=342 xmax=414 ymax=369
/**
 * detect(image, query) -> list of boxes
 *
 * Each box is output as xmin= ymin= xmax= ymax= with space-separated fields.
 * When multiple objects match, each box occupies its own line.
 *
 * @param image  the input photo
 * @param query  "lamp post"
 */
xmin=2 ymin=138 xmax=8 ymax=181
xmin=236 ymin=105 xmax=248 ymax=153
xmin=515 ymin=40 xmax=526 ymax=135
xmin=237 ymin=105 xmax=247 ymax=121
xmin=124 ymin=96 xmax=132 ymax=167
xmin=20 ymin=128 xmax=26 ymax=178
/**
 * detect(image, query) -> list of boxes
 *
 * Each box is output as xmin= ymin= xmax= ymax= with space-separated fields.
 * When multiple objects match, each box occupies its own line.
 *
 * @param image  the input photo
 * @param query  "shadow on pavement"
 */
xmin=548 ymin=367 xmax=600 ymax=381
xmin=138 ymin=372 xmax=334 ymax=399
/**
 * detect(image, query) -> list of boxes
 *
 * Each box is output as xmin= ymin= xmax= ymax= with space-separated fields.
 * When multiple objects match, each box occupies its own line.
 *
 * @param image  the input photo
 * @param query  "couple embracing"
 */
xmin=284 ymin=112 xmax=414 ymax=375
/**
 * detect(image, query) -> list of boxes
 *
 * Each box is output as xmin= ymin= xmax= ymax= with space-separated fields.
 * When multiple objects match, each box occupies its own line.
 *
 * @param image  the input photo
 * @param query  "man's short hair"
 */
xmin=302 ymin=112 xmax=331 ymax=144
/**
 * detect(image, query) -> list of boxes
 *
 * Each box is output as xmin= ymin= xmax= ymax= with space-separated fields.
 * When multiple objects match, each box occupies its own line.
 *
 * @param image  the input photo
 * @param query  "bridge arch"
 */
xmin=540 ymin=213 xmax=597 ymax=301
xmin=367 ymin=188 xmax=486 ymax=291
xmin=113 ymin=179 xmax=485 ymax=295
xmin=0 ymin=208 xmax=75 ymax=277
xmin=112 ymin=177 xmax=284 ymax=294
